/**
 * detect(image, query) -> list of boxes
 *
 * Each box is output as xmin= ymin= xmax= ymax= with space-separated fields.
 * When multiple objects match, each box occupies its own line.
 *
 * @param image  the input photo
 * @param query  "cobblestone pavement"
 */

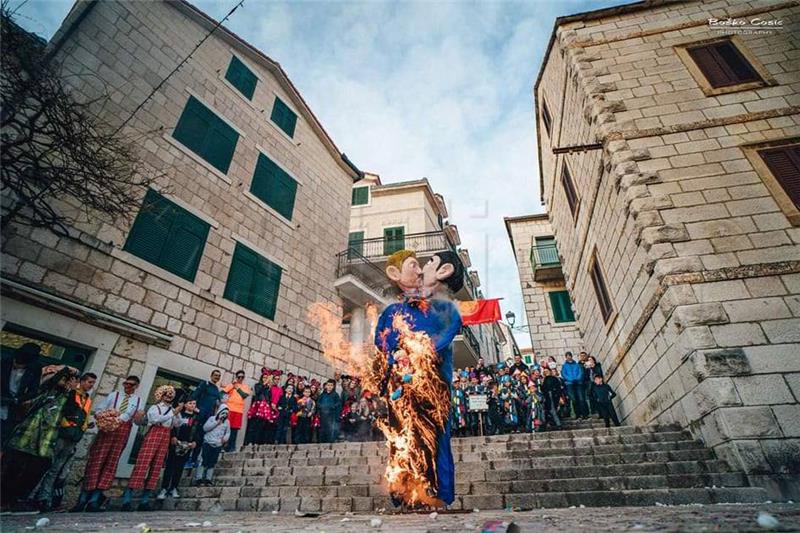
xmin=1 ymin=503 xmax=799 ymax=532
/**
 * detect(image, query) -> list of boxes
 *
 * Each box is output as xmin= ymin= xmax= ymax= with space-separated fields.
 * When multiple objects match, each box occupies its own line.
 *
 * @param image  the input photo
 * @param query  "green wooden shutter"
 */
xmin=124 ymin=189 xmax=174 ymax=264
xmin=250 ymin=153 xmax=297 ymax=220
xmin=549 ymin=290 xmax=575 ymax=323
xmin=253 ymin=258 xmax=282 ymax=320
xmin=224 ymin=244 xmax=257 ymax=307
xmin=224 ymin=56 xmax=257 ymax=100
xmin=351 ymin=187 xmax=369 ymax=206
xmin=224 ymin=243 xmax=282 ymax=320
xmin=160 ymin=210 xmax=210 ymax=281
xmin=173 ymin=96 xmax=239 ymax=174
xmin=347 ymin=231 xmax=364 ymax=259
xmin=270 ymin=96 xmax=297 ymax=138
xmin=124 ymin=190 xmax=209 ymax=282
xmin=383 ymin=227 xmax=405 ymax=255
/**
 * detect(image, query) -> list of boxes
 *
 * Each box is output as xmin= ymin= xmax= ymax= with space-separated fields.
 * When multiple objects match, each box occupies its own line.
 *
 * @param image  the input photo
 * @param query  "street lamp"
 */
xmin=505 ymin=311 xmax=515 ymax=327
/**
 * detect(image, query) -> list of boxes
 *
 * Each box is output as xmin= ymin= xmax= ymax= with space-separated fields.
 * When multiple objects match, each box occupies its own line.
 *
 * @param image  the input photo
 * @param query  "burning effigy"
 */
xmin=309 ymin=249 xmax=464 ymax=509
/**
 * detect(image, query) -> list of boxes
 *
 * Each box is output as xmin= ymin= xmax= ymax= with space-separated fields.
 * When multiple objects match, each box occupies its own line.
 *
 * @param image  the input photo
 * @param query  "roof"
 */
xmin=370 ymin=178 xmax=448 ymax=218
xmin=48 ymin=0 xmax=361 ymax=180
xmin=531 ymin=0 xmax=689 ymax=202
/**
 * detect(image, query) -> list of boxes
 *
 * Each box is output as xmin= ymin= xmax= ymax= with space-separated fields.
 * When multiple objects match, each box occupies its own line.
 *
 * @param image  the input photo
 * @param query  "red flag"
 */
xmin=458 ymin=299 xmax=502 ymax=326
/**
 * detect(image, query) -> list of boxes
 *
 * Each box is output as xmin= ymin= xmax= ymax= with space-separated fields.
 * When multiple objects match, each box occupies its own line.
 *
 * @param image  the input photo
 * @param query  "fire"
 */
xmin=308 ymin=302 xmax=450 ymax=508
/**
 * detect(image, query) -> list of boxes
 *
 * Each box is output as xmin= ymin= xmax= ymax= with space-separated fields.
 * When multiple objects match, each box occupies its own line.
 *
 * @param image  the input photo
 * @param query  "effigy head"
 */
xmin=422 ymin=251 xmax=464 ymax=295
xmin=385 ymin=250 xmax=422 ymax=293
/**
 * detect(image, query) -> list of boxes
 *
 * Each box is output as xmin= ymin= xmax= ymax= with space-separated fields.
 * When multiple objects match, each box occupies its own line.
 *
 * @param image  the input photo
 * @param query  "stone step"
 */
xmin=159 ymin=485 xmax=768 ymax=513
xmin=176 ymin=472 xmax=748 ymax=501
xmin=211 ymin=447 xmax=714 ymax=479
xmin=218 ymin=438 xmax=704 ymax=469
xmin=235 ymin=424 xmax=681 ymax=456
xmin=184 ymin=459 xmax=733 ymax=488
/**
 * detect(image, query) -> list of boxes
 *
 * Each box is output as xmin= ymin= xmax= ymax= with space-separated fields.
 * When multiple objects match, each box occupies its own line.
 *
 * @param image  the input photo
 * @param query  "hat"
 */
xmin=496 ymin=362 xmax=506 ymax=369
xmin=261 ymin=367 xmax=271 ymax=376
xmin=272 ymin=369 xmax=283 ymax=377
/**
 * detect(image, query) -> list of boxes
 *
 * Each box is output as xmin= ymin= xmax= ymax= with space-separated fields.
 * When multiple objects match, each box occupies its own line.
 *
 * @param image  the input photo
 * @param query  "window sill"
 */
xmin=699 ymin=80 xmax=771 ymax=97
xmin=243 ymin=190 xmax=296 ymax=231
xmin=162 ymin=134 xmax=233 ymax=185
xmin=603 ymin=310 xmax=618 ymax=334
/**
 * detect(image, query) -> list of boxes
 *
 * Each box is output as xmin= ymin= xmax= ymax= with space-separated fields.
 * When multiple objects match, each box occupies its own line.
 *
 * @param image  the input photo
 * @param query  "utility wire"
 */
xmin=111 ymin=0 xmax=245 ymax=137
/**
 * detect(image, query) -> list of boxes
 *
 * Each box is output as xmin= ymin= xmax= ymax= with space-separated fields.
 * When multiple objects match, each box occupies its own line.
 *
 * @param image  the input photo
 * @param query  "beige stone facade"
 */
xmin=339 ymin=172 xmax=500 ymax=368
xmin=1 ymin=0 xmax=358 ymax=471
xmin=505 ymin=214 xmax=584 ymax=361
xmin=534 ymin=0 xmax=800 ymax=497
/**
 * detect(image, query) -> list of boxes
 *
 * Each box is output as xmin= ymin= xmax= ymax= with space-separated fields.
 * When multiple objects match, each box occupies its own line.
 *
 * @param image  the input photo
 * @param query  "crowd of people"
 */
xmin=450 ymin=352 xmax=620 ymax=436
xmin=0 ymin=342 xmax=618 ymax=513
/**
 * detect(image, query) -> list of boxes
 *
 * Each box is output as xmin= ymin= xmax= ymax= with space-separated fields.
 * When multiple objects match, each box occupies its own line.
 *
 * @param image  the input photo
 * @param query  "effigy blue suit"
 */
xmin=374 ymin=297 xmax=463 ymax=505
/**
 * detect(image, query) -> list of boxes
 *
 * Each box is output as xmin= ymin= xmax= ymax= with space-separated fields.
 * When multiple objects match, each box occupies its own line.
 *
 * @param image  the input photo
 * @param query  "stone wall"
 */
xmin=505 ymin=215 xmax=584 ymax=361
xmin=536 ymin=0 xmax=800 ymax=497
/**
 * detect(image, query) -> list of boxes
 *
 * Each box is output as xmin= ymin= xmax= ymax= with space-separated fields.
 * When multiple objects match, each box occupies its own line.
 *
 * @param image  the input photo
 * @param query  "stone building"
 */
xmin=532 ymin=0 xmax=799 ymax=497
xmin=1 ymin=0 xmax=359 ymax=471
xmin=505 ymin=214 xmax=584 ymax=360
xmin=338 ymin=172 xmax=502 ymax=368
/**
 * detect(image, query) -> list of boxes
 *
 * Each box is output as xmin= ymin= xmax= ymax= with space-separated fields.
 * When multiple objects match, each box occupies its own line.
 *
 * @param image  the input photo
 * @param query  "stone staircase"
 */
xmin=166 ymin=422 xmax=769 ymax=513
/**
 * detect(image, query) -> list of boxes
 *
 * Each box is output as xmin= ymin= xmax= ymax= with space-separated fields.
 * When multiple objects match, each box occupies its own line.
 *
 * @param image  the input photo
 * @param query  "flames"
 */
xmin=308 ymin=302 xmax=450 ymax=508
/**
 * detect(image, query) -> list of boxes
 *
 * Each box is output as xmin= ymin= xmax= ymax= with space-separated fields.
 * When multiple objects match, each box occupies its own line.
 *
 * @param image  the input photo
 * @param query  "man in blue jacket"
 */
xmin=560 ymin=352 xmax=588 ymax=419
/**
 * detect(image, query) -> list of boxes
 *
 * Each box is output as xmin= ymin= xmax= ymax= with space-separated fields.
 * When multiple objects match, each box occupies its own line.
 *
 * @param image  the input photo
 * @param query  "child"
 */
xmin=590 ymin=375 xmax=620 ymax=428
xmin=158 ymin=397 xmax=197 ymax=500
xmin=294 ymin=387 xmax=315 ymax=444
xmin=121 ymin=385 xmax=183 ymax=511
xmin=194 ymin=402 xmax=230 ymax=486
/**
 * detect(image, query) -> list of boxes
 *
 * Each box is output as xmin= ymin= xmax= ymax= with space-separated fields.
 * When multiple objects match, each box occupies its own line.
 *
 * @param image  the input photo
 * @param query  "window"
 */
xmin=250 ymin=152 xmax=298 ymax=221
xmin=224 ymin=242 xmax=282 ymax=320
xmin=351 ymin=186 xmax=369 ymax=206
xmin=548 ymin=290 xmax=575 ymax=323
xmin=172 ymin=96 xmax=239 ymax=174
xmin=270 ymin=96 xmax=297 ymax=138
xmin=1 ymin=326 xmax=90 ymax=371
xmin=124 ymin=190 xmax=210 ymax=282
xmin=383 ymin=227 xmax=405 ymax=255
xmin=686 ymin=40 xmax=761 ymax=89
xmin=541 ymin=98 xmax=552 ymax=137
xmin=758 ymin=144 xmax=800 ymax=211
xmin=561 ymin=164 xmax=579 ymax=217
xmin=590 ymin=254 xmax=613 ymax=323
xmin=347 ymin=231 xmax=364 ymax=259
xmin=224 ymin=55 xmax=257 ymax=100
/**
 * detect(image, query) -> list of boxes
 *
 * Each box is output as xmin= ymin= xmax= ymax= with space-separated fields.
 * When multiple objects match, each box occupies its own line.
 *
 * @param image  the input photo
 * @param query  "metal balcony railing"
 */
xmin=336 ymin=247 xmax=388 ymax=294
xmin=530 ymin=243 xmax=561 ymax=270
xmin=347 ymin=230 xmax=452 ymax=259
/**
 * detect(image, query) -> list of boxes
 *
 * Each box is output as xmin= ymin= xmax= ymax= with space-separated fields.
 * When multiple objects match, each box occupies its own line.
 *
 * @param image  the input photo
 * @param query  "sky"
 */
xmin=11 ymin=0 xmax=627 ymax=349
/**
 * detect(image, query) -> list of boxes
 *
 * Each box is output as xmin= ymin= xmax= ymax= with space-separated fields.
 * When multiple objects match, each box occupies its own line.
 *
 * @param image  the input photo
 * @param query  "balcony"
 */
xmin=530 ymin=240 xmax=564 ymax=281
xmin=453 ymin=325 xmax=480 ymax=368
xmin=337 ymin=230 xmax=478 ymax=301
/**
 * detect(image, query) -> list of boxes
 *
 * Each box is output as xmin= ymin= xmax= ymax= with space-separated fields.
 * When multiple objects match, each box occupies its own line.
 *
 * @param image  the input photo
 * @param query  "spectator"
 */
xmin=510 ymin=354 xmax=529 ymax=375
xmin=120 ymin=385 xmax=183 ymax=511
xmin=274 ymin=384 xmax=296 ymax=445
xmin=157 ymin=397 xmax=197 ymax=500
xmin=540 ymin=368 xmax=562 ymax=430
xmin=245 ymin=370 xmax=273 ymax=446
xmin=194 ymin=403 xmax=230 ymax=486
xmin=585 ymin=355 xmax=603 ymax=416
xmin=353 ymin=391 xmax=374 ymax=442
xmin=1 ymin=365 xmax=78 ymax=510
xmin=590 ymin=375 xmax=620 ymax=428
xmin=293 ymin=387 xmax=315 ymax=444
xmin=73 ymin=375 xmax=144 ymax=513
xmin=188 ymin=370 xmax=221 ymax=467
xmin=561 ymin=352 xmax=588 ymax=419
xmin=221 ymin=370 xmax=251 ymax=452
xmin=0 ymin=343 xmax=42 ymax=440
xmin=33 ymin=372 xmax=96 ymax=511
xmin=317 ymin=379 xmax=342 ymax=443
